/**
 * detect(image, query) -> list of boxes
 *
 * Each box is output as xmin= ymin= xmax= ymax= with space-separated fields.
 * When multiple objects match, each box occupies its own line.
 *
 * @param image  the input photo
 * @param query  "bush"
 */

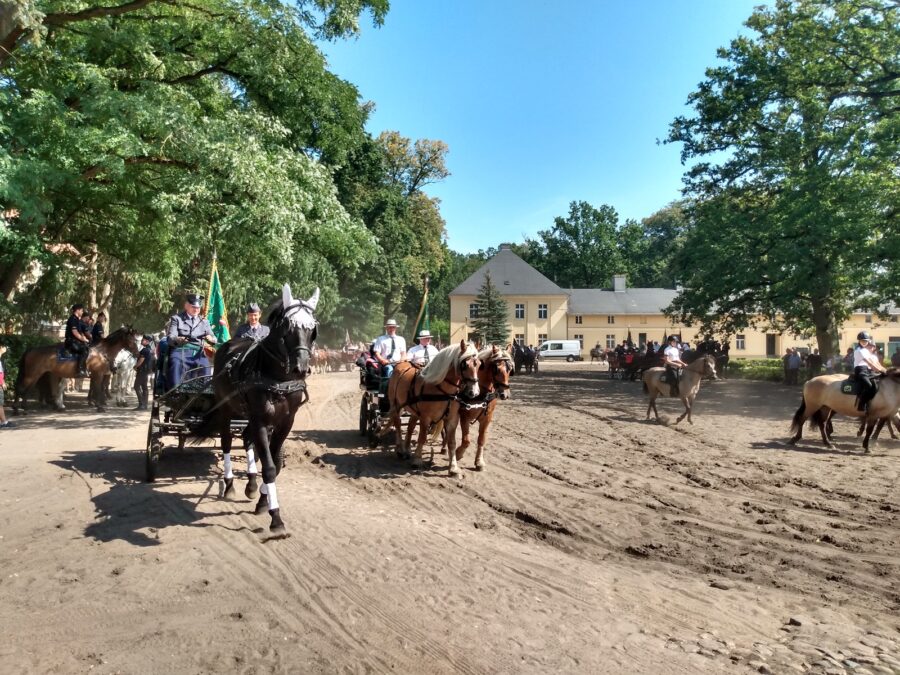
xmin=0 ymin=334 xmax=58 ymax=391
xmin=727 ymin=358 xmax=785 ymax=382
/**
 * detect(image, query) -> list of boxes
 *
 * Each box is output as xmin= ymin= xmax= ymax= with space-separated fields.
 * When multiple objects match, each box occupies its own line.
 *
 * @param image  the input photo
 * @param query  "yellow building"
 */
xmin=450 ymin=246 xmax=900 ymax=359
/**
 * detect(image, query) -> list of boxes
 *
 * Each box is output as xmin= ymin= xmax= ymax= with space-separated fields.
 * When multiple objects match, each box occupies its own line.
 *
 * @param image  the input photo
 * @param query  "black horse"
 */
xmin=193 ymin=284 xmax=319 ymax=537
xmin=511 ymin=342 xmax=536 ymax=375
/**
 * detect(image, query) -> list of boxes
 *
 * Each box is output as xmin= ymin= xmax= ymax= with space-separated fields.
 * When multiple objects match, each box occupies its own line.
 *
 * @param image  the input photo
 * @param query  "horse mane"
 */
xmin=420 ymin=342 xmax=478 ymax=384
xmin=477 ymin=346 xmax=512 ymax=363
xmin=266 ymin=299 xmax=316 ymax=331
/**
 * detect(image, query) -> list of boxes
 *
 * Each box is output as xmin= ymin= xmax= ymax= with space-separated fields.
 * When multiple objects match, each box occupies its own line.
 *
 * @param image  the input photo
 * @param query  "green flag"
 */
xmin=412 ymin=276 xmax=430 ymax=344
xmin=206 ymin=258 xmax=230 ymax=344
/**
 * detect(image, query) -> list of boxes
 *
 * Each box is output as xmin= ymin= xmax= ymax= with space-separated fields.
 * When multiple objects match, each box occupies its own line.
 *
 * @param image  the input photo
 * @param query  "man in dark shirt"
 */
xmin=234 ymin=303 xmax=270 ymax=340
xmin=65 ymin=304 xmax=91 ymax=377
xmin=132 ymin=335 xmax=154 ymax=410
xmin=91 ymin=311 xmax=106 ymax=344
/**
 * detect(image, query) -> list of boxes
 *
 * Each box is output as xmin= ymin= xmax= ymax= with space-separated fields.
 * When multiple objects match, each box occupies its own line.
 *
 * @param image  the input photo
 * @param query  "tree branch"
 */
xmin=43 ymin=0 xmax=159 ymax=26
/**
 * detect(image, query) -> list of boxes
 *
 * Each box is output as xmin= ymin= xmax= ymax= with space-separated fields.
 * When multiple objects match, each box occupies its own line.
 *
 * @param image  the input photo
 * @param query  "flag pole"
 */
xmin=411 ymin=275 xmax=429 ymax=341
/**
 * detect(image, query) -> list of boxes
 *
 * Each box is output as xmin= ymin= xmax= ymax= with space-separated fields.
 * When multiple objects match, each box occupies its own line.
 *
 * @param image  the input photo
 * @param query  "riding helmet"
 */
xmin=857 ymin=330 xmax=872 ymax=341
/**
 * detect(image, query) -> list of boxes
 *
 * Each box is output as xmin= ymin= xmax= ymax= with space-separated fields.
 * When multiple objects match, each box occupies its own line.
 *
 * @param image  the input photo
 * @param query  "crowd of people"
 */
xmin=782 ymin=335 xmax=897 ymax=386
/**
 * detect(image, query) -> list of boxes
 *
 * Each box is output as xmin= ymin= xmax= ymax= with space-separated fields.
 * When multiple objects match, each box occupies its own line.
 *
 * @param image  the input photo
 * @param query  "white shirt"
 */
xmin=407 ymin=343 xmax=438 ymax=365
xmin=853 ymin=346 xmax=879 ymax=369
xmin=373 ymin=333 xmax=406 ymax=362
xmin=664 ymin=345 xmax=681 ymax=363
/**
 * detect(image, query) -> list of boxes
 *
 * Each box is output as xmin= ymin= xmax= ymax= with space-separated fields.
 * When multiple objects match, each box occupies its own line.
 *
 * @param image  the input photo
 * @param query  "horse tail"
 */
xmin=789 ymin=399 xmax=806 ymax=435
xmin=808 ymin=407 xmax=825 ymax=432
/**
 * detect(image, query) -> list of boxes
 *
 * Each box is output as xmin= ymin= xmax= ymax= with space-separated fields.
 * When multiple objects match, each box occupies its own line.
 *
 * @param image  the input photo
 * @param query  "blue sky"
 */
xmin=320 ymin=0 xmax=765 ymax=253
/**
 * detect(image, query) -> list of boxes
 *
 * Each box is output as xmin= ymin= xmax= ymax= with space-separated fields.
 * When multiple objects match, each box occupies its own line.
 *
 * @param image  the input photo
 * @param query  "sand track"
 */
xmin=1 ymin=363 xmax=898 ymax=673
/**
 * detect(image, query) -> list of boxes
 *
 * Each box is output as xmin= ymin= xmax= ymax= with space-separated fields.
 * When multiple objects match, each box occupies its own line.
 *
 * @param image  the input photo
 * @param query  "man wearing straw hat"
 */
xmin=373 ymin=319 xmax=407 ymax=411
xmin=407 ymin=329 xmax=438 ymax=366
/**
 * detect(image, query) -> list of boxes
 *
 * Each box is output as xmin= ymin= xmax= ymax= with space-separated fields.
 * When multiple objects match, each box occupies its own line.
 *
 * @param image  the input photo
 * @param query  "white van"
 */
xmin=537 ymin=339 xmax=583 ymax=362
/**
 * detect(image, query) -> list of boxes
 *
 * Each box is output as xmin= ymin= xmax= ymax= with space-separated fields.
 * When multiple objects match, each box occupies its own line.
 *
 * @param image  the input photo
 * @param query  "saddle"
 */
xmin=57 ymin=346 xmax=78 ymax=362
xmin=840 ymin=376 xmax=878 ymax=397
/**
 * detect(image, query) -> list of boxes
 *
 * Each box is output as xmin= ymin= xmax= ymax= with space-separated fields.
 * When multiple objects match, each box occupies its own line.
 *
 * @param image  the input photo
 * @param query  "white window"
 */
xmin=469 ymin=303 xmax=479 ymax=319
xmin=537 ymin=333 xmax=547 ymax=343
xmin=514 ymin=333 xmax=525 ymax=346
xmin=606 ymin=334 xmax=616 ymax=349
xmin=515 ymin=303 xmax=525 ymax=319
xmin=538 ymin=304 xmax=548 ymax=319
xmin=574 ymin=334 xmax=584 ymax=348
xmin=736 ymin=334 xmax=746 ymax=350
xmin=607 ymin=315 xmax=615 ymax=324
xmin=574 ymin=315 xmax=582 ymax=325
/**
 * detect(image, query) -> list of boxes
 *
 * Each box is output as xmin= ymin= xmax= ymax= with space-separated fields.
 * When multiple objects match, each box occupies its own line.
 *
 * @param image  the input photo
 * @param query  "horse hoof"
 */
xmin=96 ymin=407 xmax=106 ymax=413
xmin=475 ymin=463 xmax=485 ymax=471
xmin=448 ymin=465 xmax=460 ymax=477
xmin=221 ymin=477 xmax=236 ymax=499
xmin=269 ymin=509 xmax=287 ymax=534
xmin=245 ymin=475 xmax=259 ymax=499
xmin=254 ymin=494 xmax=268 ymax=515
xmin=410 ymin=458 xmax=423 ymax=468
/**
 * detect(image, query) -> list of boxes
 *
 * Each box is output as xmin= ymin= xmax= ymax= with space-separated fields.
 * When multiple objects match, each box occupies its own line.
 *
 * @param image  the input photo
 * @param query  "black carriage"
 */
xmin=145 ymin=366 xmax=248 ymax=482
xmin=357 ymin=365 xmax=410 ymax=448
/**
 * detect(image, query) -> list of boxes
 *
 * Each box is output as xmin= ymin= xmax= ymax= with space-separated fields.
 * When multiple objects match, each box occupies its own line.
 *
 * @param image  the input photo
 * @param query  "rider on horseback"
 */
xmin=853 ymin=331 xmax=886 ymax=413
xmin=65 ymin=304 xmax=91 ymax=377
xmin=664 ymin=335 xmax=688 ymax=397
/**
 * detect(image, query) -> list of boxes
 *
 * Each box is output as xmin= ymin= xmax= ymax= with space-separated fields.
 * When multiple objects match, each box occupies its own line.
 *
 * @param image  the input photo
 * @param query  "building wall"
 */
xmin=453 ymin=293 xmax=900 ymax=358
xmin=449 ymin=294 xmax=568 ymax=346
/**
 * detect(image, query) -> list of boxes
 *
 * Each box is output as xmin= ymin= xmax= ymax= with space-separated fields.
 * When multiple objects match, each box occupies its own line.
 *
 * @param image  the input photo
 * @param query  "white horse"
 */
xmin=111 ymin=349 xmax=137 ymax=407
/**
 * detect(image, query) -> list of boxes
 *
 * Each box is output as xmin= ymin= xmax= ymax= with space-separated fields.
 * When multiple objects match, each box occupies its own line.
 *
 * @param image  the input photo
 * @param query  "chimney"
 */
xmin=613 ymin=274 xmax=626 ymax=292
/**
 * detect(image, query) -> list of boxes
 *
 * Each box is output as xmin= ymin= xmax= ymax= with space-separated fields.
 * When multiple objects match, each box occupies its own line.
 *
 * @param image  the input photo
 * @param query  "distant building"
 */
xmin=449 ymin=245 xmax=900 ymax=359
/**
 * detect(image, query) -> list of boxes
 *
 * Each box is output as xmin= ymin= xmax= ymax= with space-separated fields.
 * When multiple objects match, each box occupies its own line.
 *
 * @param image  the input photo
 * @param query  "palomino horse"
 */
xmin=642 ymin=354 xmax=718 ymax=424
xmin=387 ymin=340 xmax=480 ymax=474
xmin=13 ymin=326 xmax=139 ymax=413
xmin=445 ymin=345 xmax=513 ymax=473
xmin=788 ymin=369 xmax=900 ymax=452
xmin=192 ymin=284 xmax=319 ymax=537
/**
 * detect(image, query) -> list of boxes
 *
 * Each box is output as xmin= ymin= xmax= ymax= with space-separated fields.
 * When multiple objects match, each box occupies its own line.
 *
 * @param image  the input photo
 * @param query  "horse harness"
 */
xmin=400 ymin=356 xmax=479 ymax=421
xmin=458 ymin=359 xmax=512 ymax=422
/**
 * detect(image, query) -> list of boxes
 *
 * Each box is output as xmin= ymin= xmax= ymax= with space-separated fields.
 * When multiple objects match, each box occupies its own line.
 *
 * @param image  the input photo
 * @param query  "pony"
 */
xmin=589 ymin=345 xmax=604 ymax=363
xmin=444 ymin=345 xmax=513 ymax=473
xmin=788 ymin=369 xmax=900 ymax=451
xmin=642 ymin=354 xmax=718 ymax=424
xmin=387 ymin=340 xmax=480 ymax=474
xmin=13 ymin=326 xmax=139 ymax=413
xmin=192 ymin=284 xmax=319 ymax=537
xmin=111 ymin=349 xmax=137 ymax=406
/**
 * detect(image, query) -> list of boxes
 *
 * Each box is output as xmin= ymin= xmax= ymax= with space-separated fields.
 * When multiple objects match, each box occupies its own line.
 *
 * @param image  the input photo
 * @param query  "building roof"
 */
xmin=450 ymin=246 xmax=566 ymax=296
xmin=568 ymin=288 xmax=679 ymax=315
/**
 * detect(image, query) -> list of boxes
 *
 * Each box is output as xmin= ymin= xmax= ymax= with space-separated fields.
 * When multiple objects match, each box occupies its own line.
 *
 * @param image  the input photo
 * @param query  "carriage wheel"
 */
xmin=359 ymin=395 xmax=368 ymax=436
xmin=145 ymin=408 xmax=162 ymax=482
xmin=367 ymin=403 xmax=380 ymax=448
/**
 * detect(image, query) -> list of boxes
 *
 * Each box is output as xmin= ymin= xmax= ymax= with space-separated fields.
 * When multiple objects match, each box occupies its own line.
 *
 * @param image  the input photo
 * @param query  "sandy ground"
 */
xmin=0 ymin=362 xmax=898 ymax=674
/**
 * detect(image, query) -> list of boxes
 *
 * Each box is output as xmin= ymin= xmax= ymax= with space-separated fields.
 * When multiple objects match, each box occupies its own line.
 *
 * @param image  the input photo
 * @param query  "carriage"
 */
xmin=357 ymin=365 xmax=410 ymax=448
xmin=144 ymin=364 xmax=249 ymax=482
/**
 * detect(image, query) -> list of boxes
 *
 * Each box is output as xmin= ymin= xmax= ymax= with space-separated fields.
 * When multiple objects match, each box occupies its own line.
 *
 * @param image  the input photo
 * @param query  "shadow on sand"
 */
xmin=50 ymin=446 xmax=256 ymax=547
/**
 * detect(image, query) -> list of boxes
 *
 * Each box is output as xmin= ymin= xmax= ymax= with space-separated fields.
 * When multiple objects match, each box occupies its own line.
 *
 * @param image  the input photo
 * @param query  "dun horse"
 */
xmin=642 ymin=354 xmax=717 ymax=424
xmin=192 ymin=284 xmax=319 ymax=537
xmin=444 ymin=345 xmax=513 ymax=473
xmin=387 ymin=340 xmax=480 ymax=474
xmin=13 ymin=326 xmax=139 ymax=413
xmin=789 ymin=369 xmax=900 ymax=451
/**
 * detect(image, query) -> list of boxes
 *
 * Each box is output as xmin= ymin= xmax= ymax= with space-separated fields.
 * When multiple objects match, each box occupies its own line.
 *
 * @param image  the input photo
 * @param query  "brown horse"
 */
xmin=387 ymin=340 xmax=480 ymax=474
xmin=445 ymin=345 xmax=513 ymax=473
xmin=642 ymin=354 xmax=718 ymax=424
xmin=13 ymin=326 xmax=139 ymax=413
xmin=789 ymin=369 xmax=900 ymax=451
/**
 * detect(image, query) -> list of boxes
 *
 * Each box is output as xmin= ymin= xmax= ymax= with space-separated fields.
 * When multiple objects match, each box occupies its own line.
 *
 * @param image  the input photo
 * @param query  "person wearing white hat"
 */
xmin=373 ymin=319 xmax=407 ymax=377
xmin=407 ymin=329 xmax=438 ymax=366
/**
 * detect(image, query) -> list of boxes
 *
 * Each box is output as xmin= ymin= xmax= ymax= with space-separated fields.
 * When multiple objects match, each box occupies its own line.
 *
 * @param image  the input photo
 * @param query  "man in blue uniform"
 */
xmin=167 ymin=293 xmax=216 ymax=388
xmin=91 ymin=311 xmax=106 ymax=344
xmin=132 ymin=334 xmax=154 ymax=410
xmin=65 ymin=303 xmax=91 ymax=377
xmin=234 ymin=303 xmax=270 ymax=340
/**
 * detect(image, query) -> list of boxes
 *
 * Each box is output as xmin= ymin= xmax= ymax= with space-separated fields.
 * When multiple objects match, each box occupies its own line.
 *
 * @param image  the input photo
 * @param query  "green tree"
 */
xmin=471 ymin=271 xmax=509 ymax=346
xmin=666 ymin=0 xmax=900 ymax=357
xmin=0 ymin=0 xmax=388 ymax=329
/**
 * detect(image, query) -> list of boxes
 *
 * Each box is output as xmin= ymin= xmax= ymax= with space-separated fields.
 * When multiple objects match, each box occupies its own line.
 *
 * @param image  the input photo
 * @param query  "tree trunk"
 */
xmin=811 ymin=297 xmax=839 ymax=359
xmin=0 ymin=258 xmax=25 ymax=301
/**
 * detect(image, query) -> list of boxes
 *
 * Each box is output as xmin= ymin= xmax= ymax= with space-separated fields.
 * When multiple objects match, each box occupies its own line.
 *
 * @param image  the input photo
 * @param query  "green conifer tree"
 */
xmin=471 ymin=271 xmax=510 ymax=346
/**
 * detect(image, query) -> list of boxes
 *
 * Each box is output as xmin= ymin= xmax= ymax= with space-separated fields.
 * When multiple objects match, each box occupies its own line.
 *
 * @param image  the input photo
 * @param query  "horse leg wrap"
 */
xmin=223 ymin=454 xmax=234 ymax=480
xmin=246 ymin=447 xmax=258 ymax=475
xmin=265 ymin=483 xmax=279 ymax=510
